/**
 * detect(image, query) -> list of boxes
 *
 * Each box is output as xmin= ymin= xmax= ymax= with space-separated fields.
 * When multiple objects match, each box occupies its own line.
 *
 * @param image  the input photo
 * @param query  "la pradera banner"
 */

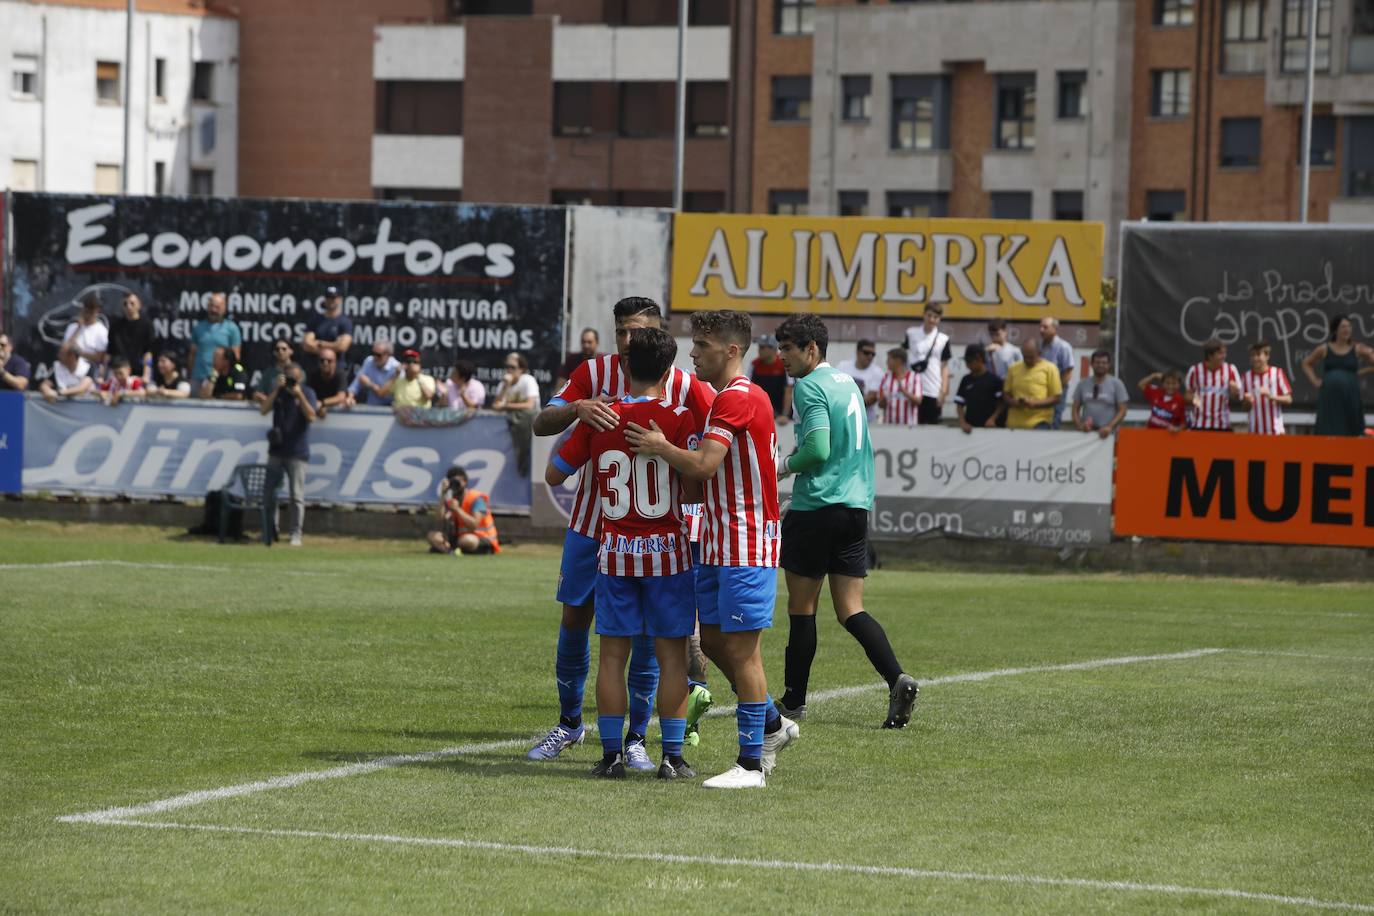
xmin=3 ymin=193 xmax=567 ymax=386
xmin=21 ymin=399 xmax=531 ymax=511
xmin=670 ymin=213 xmax=1103 ymax=321
xmin=1117 ymin=223 xmax=1374 ymax=412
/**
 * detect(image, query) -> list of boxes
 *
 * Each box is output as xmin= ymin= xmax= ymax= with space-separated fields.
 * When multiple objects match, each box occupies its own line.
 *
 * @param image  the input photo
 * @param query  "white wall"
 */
xmin=552 ymin=24 xmax=730 ymax=81
xmin=0 ymin=2 xmax=238 ymax=195
xmin=371 ymin=135 xmax=464 ymax=189
xmin=374 ymin=24 xmax=464 ymax=80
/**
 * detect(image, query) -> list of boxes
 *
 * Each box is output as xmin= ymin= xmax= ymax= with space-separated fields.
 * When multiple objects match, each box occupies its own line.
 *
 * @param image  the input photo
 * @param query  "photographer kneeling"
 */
xmin=260 ymin=362 xmax=318 ymax=547
xmin=428 ymin=466 xmax=501 ymax=556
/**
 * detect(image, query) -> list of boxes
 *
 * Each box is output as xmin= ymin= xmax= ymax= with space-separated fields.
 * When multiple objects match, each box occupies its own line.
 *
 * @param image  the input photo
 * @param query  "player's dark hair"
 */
xmin=1328 ymin=314 xmax=1350 ymax=341
xmin=774 ymin=313 xmax=829 ymax=357
xmin=157 ymin=350 xmax=179 ymax=365
xmin=987 ymin=317 xmax=1007 ymax=332
xmin=1250 ymin=341 xmax=1271 ymax=354
xmin=445 ymin=465 xmax=468 ymax=483
xmin=887 ymin=347 xmax=909 ymax=364
xmin=452 ymin=359 xmax=475 ymax=380
xmin=1162 ymin=367 xmax=1182 ymax=383
xmin=1091 ymin=348 xmax=1112 ymax=362
xmin=964 ymin=343 xmax=985 ymax=364
xmin=612 ymin=297 xmax=662 ymax=323
xmin=582 ymin=327 xmax=599 ymax=341
xmin=507 ymin=352 xmax=529 ymax=371
xmin=110 ymin=355 xmax=131 ymax=371
xmin=690 ymin=309 xmax=753 ymax=348
xmin=625 ymin=327 xmax=677 ymax=383
xmin=857 ymin=338 xmax=875 ymax=351
xmin=1203 ymin=338 xmax=1225 ymax=357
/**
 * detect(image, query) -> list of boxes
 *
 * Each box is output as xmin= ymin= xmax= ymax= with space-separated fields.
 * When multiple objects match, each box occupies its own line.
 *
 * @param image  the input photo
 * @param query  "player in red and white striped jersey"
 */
xmin=877 ymin=347 xmax=922 ymax=426
xmin=1241 ymin=341 xmax=1293 ymax=435
xmin=525 ymin=297 xmax=714 ymax=765
xmin=627 ymin=309 xmax=791 ymax=789
xmin=1185 ymin=339 xmax=1243 ymax=431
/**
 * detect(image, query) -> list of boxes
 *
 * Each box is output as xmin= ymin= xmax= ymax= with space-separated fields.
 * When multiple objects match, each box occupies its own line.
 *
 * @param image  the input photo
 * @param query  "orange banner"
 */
xmin=1114 ymin=429 xmax=1374 ymax=547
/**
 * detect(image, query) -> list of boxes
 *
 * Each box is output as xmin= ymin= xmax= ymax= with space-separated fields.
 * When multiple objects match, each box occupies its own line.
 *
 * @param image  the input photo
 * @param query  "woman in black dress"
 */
xmin=1303 ymin=315 xmax=1374 ymax=436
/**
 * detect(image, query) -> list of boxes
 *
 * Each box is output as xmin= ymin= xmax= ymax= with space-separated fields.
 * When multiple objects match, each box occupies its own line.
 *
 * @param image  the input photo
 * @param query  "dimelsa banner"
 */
xmin=671 ymin=213 xmax=1102 ymax=321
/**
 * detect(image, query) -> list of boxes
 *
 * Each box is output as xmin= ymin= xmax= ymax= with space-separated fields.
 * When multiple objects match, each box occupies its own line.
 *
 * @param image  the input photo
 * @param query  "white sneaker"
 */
xmin=289 ymin=534 xmax=302 ymax=547
xmin=702 ymin=764 xmax=766 ymax=789
xmin=761 ymin=715 xmax=799 ymax=775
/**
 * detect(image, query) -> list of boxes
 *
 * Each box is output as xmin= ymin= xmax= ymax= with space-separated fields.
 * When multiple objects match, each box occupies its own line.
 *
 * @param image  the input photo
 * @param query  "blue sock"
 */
xmin=736 ymin=702 xmax=767 ymax=760
xmin=599 ymin=715 xmax=625 ymax=756
xmin=688 ymin=678 xmax=708 ymax=691
xmin=626 ymin=634 xmax=659 ymax=739
xmin=661 ymin=717 xmax=686 ymax=759
xmin=555 ymin=626 xmax=590 ymax=724
xmin=765 ymin=694 xmax=782 ymax=731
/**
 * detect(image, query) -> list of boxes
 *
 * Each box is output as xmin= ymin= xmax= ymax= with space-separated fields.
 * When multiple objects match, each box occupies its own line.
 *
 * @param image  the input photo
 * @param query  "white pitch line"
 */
xmin=85 ymin=818 xmax=1374 ymax=914
xmin=55 ymin=649 xmax=1220 ymax=825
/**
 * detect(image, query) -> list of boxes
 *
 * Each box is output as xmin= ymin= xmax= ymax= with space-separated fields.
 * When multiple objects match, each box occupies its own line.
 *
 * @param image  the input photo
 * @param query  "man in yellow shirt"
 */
xmin=1003 ymin=338 xmax=1062 ymax=429
xmin=389 ymin=348 xmax=437 ymax=408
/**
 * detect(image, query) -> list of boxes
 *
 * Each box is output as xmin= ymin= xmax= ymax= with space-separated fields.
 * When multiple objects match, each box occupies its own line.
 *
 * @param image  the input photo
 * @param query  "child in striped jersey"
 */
xmin=1241 ymin=341 xmax=1292 ymax=435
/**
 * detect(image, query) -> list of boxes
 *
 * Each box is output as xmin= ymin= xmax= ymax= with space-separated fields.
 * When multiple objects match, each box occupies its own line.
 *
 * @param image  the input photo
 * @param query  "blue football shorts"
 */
xmin=594 ymin=571 xmax=697 ymax=638
xmin=695 ymin=564 xmax=776 ymax=633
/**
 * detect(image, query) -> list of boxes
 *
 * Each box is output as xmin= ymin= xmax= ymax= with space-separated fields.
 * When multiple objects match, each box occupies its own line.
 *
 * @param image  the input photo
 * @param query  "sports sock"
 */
xmin=688 ymin=678 xmax=708 ymax=691
xmin=626 ymin=634 xmax=660 ymax=739
xmin=736 ymin=701 xmax=767 ymax=767
xmin=660 ymin=717 xmax=686 ymax=759
xmin=764 ymin=694 xmax=782 ymax=734
xmin=781 ymin=614 xmax=817 ymax=709
xmin=843 ymin=611 xmax=904 ymax=687
xmin=598 ymin=715 xmax=625 ymax=756
xmin=555 ymin=625 xmax=590 ymax=725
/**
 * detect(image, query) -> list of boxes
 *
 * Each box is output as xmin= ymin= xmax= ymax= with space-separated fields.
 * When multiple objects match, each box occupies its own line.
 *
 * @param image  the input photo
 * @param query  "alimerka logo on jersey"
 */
xmin=1114 ymin=429 xmax=1374 ymax=548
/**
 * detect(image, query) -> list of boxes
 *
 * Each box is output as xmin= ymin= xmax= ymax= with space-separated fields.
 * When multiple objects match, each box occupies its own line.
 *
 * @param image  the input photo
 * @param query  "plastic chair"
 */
xmin=219 ymin=463 xmax=286 ymax=546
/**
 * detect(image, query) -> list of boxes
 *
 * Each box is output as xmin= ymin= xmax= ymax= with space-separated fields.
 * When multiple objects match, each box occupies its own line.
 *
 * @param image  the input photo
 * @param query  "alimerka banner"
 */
xmin=22 ymin=398 xmax=531 ymax=511
xmin=3 ymin=193 xmax=567 ymax=387
xmin=1113 ymin=429 xmax=1374 ymax=548
xmin=670 ymin=213 xmax=1103 ymax=322
xmin=1117 ymin=223 xmax=1374 ymax=413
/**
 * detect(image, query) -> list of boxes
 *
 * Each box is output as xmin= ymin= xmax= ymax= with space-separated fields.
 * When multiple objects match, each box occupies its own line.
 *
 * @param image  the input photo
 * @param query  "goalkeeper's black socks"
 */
xmin=782 ymin=614 xmax=818 ymax=710
xmin=843 ymin=611 xmax=903 ymax=688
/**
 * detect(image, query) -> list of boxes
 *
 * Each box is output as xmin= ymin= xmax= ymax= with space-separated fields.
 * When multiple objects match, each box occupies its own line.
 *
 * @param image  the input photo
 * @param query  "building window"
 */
xmin=887 ymin=191 xmax=948 ymax=218
xmin=769 ymin=189 xmax=809 ymax=215
xmin=1146 ymin=189 xmax=1187 ymax=220
xmin=1352 ymin=0 xmax=1374 ymax=72
xmin=1281 ymin=0 xmax=1331 ymax=72
xmin=771 ymin=76 xmax=811 ymax=122
xmin=12 ymin=53 xmax=39 ymax=99
xmin=153 ymin=161 xmax=166 ymax=195
xmin=461 ymin=0 xmax=533 ymax=13
xmin=842 ymin=76 xmax=871 ymax=121
xmin=690 ymin=0 xmax=731 ymax=26
xmin=153 ymin=58 xmax=167 ymax=100
xmin=1057 ymin=71 xmax=1087 ymax=120
xmin=684 ymin=191 xmax=726 ymax=212
xmin=1299 ymin=114 xmax=1336 ymax=165
xmin=620 ymin=83 xmax=675 ymax=137
xmin=192 ymin=62 xmax=214 ymax=102
xmin=775 ymin=0 xmax=814 ymax=35
xmin=96 ymin=61 xmax=121 ymax=104
xmin=95 ymin=164 xmax=121 ymax=194
xmin=616 ymin=190 xmax=673 ymax=208
xmin=1221 ymin=0 xmax=1266 ymax=72
xmin=1343 ymin=117 xmax=1374 ymax=196
xmin=891 ymin=75 xmax=949 ymax=150
xmin=1220 ymin=117 xmax=1261 ymax=167
xmin=553 ymin=82 xmax=616 ymax=136
xmin=1150 ymin=69 xmax=1191 ymax=117
xmin=375 ymin=81 xmax=464 ymax=135
xmin=1053 ymin=191 xmax=1085 ymax=220
xmin=1155 ymin=0 xmax=1195 ymax=25
xmin=552 ymin=189 xmax=613 ymax=206
xmin=990 ymin=191 xmax=1033 ymax=220
xmin=190 ymin=169 xmax=214 ymax=196
xmin=838 ymin=190 xmax=869 ymax=216
xmin=378 ymin=187 xmax=463 ymax=202
xmin=688 ymin=81 xmax=729 ymax=136
xmin=11 ymin=159 xmax=39 ymax=191
xmin=602 ymin=0 xmax=729 ymax=25
xmin=996 ymin=74 xmax=1036 ymax=150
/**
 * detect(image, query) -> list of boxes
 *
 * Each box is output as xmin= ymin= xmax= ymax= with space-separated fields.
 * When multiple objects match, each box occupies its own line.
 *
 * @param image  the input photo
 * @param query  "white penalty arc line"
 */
xmin=56 ymin=649 xmax=1221 ymax=826
xmin=84 ymin=818 xmax=1374 ymax=914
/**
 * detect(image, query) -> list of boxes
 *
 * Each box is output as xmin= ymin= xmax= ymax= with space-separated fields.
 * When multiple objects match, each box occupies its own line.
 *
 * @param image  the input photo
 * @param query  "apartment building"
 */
xmin=0 ymin=0 xmax=238 ymax=195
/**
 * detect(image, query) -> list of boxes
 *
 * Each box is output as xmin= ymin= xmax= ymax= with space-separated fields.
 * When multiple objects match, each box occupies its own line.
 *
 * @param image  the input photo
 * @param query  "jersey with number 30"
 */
xmin=556 ymin=397 xmax=698 ymax=576
xmin=789 ymin=362 xmax=875 ymax=512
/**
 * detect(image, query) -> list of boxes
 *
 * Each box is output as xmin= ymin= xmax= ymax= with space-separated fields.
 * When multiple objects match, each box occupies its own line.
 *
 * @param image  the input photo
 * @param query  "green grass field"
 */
xmin=1 ymin=517 xmax=1372 ymax=914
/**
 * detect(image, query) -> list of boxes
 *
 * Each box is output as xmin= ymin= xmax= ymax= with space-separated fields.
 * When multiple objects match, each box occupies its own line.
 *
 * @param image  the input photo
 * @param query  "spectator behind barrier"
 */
xmin=1038 ymin=317 xmax=1074 ymax=429
xmin=187 ymin=292 xmax=241 ymax=389
xmin=301 ymin=285 xmax=354 ymax=363
xmin=63 ymin=293 xmax=110 ymax=373
xmin=427 ymin=465 xmax=501 ymax=556
xmin=109 ymin=293 xmax=156 ymax=384
xmin=878 ymin=347 xmax=922 ymax=427
xmin=1304 ymin=314 xmax=1374 ymax=437
xmin=493 ymin=351 xmax=539 ymax=476
xmin=40 ymin=346 xmax=94 ymax=403
xmin=203 ymin=346 xmax=247 ymax=400
xmin=901 ymin=303 xmax=951 ymax=425
xmin=389 ymin=348 xmax=438 ymax=408
xmin=308 ymin=348 xmax=349 ymax=415
xmin=149 ymin=351 xmax=192 ymax=399
xmin=1003 ymin=337 xmax=1061 ymax=430
xmin=445 ymin=359 xmax=487 ymax=410
xmin=1138 ymin=368 xmax=1187 ymax=432
xmin=100 ymin=355 xmax=145 ymax=406
xmin=985 ymin=318 xmax=1022 ymax=381
xmin=347 ymin=340 xmax=399 ymax=408
xmin=1240 ymin=341 xmax=1293 ymax=436
xmin=955 ymin=344 xmax=1004 ymax=433
xmin=254 ymin=336 xmax=295 ymax=405
xmin=1184 ymin=338 xmax=1242 ymax=431
xmin=556 ymin=328 xmax=601 ymax=390
xmin=0 ymin=332 xmax=31 ymax=392
xmin=260 ymin=361 xmax=318 ymax=547
xmin=751 ymin=333 xmax=793 ymax=424
xmin=835 ymin=338 xmax=883 ymax=421
xmin=1072 ymin=349 xmax=1129 ymax=438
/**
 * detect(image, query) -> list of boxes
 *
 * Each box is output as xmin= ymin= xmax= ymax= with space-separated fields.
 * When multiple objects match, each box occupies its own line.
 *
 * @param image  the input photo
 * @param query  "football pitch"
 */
xmin=1 ymin=518 xmax=1372 ymax=914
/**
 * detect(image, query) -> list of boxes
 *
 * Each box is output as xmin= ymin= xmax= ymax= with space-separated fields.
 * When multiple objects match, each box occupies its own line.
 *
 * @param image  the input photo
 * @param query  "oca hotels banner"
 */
xmin=670 ymin=213 xmax=1103 ymax=322
xmin=21 ymin=399 xmax=531 ymax=511
xmin=1114 ymin=429 xmax=1374 ymax=548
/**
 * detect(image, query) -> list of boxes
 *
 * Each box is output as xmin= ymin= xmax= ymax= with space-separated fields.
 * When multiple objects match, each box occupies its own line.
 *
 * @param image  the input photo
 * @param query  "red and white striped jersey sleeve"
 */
xmin=700 ymin=378 xmax=781 ymax=568
xmin=664 ymin=367 xmax=715 ymax=542
xmin=1244 ymin=367 xmax=1289 ymax=435
xmin=879 ymin=371 xmax=921 ymax=426
xmin=561 ymin=355 xmax=630 ymax=538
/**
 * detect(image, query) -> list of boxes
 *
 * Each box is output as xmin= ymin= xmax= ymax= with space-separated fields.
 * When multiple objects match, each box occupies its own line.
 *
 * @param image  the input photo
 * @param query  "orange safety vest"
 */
xmin=451 ymin=488 xmax=500 ymax=552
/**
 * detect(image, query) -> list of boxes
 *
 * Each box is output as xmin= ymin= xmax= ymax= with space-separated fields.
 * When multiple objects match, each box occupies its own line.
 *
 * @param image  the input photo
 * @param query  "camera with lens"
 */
xmin=284 ymin=374 xmax=298 ymax=389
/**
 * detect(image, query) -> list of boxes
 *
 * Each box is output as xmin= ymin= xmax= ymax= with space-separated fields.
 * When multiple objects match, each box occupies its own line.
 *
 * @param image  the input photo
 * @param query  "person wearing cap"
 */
xmin=388 ymin=349 xmax=437 ymax=408
xmin=750 ymin=333 xmax=793 ymax=423
xmin=301 ymin=286 xmax=353 ymax=360
xmin=62 ymin=293 xmax=110 ymax=370
xmin=346 ymin=340 xmax=400 ymax=407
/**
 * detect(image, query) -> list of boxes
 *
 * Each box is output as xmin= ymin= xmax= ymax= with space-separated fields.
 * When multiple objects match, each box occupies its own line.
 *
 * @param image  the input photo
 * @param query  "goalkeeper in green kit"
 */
xmin=773 ymin=313 xmax=920 ymax=729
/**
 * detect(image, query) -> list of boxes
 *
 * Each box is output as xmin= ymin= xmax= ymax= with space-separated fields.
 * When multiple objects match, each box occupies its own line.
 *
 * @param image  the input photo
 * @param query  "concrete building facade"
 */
xmin=0 ymin=0 xmax=238 ymax=196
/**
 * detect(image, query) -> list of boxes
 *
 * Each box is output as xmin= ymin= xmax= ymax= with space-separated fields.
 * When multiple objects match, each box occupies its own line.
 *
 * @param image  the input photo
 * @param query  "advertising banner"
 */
xmin=3 ymin=193 xmax=567 ymax=388
xmin=21 ymin=399 xmax=531 ymax=511
xmin=670 ymin=213 xmax=1103 ymax=322
xmin=1117 ymin=223 xmax=1374 ymax=412
xmin=0 ymin=391 xmax=21 ymax=494
xmin=1113 ymin=428 xmax=1374 ymax=548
